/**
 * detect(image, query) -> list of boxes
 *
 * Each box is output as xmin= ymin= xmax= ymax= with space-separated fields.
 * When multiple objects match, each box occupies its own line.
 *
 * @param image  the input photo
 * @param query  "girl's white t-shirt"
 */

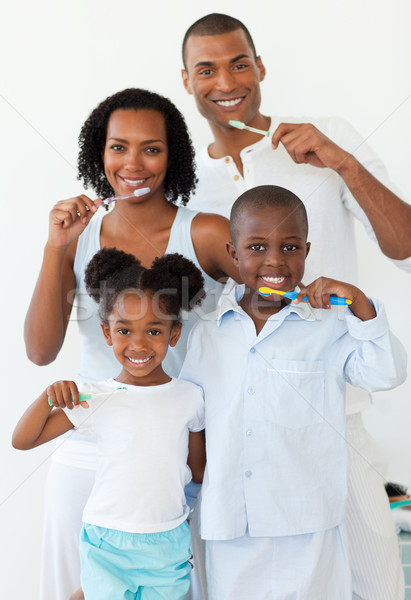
xmin=63 ymin=377 xmax=204 ymax=534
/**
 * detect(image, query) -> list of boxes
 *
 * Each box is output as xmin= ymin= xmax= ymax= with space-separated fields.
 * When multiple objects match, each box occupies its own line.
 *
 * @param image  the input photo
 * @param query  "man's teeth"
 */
xmin=216 ymin=98 xmax=243 ymax=107
xmin=124 ymin=179 xmax=144 ymax=185
xmin=128 ymin=356 xmax=151 ymax=364
xmin=263 ymin=276 xmax=285 ymax=284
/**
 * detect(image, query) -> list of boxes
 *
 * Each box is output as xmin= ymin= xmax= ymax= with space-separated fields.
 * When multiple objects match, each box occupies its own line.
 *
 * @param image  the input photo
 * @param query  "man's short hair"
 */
xmin=182 ymin=13 xmax=257 ymax=67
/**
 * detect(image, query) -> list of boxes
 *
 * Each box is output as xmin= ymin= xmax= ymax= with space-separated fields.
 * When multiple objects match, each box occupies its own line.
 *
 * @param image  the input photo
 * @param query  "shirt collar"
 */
xmin=216 ymin=284 xmax=316 ymax=325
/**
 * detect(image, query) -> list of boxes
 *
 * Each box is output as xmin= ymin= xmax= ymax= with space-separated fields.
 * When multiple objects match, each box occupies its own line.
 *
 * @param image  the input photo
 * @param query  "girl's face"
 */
xmin=103 ymin=108 xmax=169 ymax=202
xmin=101 ymin=291 xmax=181 ymax=386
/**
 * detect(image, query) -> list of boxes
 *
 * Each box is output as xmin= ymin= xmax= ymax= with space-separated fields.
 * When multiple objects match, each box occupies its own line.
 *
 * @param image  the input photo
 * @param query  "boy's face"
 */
xmin=182 ymin=29 xmax=265 ymax=130
xmin=227 ymin=205 xmax=310 ymax=300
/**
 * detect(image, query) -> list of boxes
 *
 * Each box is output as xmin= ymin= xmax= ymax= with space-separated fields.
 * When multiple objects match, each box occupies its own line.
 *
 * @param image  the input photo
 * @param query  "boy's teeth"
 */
xmin=216 ymin=98 xmax=242 ymax=107
xmin=263 ymin=276 xmax=285 ymax=284
xmin=128 ymin=356 xmax=151 ymax=364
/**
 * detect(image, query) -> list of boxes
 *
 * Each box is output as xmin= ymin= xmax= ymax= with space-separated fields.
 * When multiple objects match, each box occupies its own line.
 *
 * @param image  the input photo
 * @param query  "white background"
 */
xmin=1 ymin=0 xmax=411 ymax=596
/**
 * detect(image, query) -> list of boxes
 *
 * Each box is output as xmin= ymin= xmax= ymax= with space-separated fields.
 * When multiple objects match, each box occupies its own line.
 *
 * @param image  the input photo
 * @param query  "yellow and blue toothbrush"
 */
xmin=259 ymin=287 xmax=352 ymax=306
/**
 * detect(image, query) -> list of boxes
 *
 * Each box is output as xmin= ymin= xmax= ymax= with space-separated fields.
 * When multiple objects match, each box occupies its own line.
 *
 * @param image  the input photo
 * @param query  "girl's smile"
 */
xmin=103 ymin=108 xmax=169 ymax=202
xmin=101 ymin=291 xmax=181 ymax=386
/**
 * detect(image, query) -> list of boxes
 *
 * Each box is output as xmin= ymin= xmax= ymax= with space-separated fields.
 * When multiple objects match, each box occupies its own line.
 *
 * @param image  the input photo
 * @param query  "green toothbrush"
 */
xmin=229 ymin=119 xmax=270 ymax=137
xmin=48 ymin=387 xmax=127 ymax=406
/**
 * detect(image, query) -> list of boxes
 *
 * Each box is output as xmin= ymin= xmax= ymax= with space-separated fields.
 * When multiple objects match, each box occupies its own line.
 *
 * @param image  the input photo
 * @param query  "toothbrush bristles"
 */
xmin=96 ymin=187 xmax=151 ymax=208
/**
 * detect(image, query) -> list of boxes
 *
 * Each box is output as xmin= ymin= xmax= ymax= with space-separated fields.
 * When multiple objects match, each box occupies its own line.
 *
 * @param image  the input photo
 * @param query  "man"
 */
xmin=181 ymin=12 xmax=411 ymax=600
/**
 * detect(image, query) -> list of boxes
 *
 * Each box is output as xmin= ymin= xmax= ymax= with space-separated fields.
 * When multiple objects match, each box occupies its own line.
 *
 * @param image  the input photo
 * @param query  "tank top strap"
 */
xmin=165 ymin=206 xmax=199 ymax=268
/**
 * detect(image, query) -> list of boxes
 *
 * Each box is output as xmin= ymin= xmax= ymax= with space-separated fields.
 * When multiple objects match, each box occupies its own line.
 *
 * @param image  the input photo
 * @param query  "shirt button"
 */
xmin=246 ymin=429 xmax=253 ymax=437
xmin=233 ymin=174 xmax=240 ymax=181
xmin=224 ymin=157 xmax=230 ymax=163
xmin=250 ymin=347 xmax=256 ymax=354
xmin=245 ymin=470 xmax=252 ymax=478
xmin=247 ymin=387 xmax=254 ymax=395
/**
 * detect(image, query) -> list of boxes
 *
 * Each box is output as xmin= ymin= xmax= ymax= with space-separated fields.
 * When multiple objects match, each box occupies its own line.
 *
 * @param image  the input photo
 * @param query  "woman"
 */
xmin=25 ymin=88 xmax=238 ymax=600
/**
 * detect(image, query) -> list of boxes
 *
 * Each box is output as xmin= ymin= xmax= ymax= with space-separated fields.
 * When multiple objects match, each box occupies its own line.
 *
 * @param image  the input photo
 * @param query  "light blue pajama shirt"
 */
xmin=180 ymin=284 xmax=406 ymax=595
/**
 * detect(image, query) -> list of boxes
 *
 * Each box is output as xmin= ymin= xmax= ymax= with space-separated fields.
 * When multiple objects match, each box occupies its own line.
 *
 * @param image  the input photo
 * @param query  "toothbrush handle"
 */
xmin=301 ymin=295 xmax=351 ymax=306
xmin=48 ymin=393 xmax=91 ymax=407
xmin=328 ymin=296 xmax=351 ymax=306
xmin=389 ymin=499 xmax=411 ymax=509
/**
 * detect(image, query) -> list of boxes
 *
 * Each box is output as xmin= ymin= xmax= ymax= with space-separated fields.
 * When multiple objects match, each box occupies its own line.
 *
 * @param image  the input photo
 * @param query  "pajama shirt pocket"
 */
xmin=265 ymin=359 xmax=325 ymax=429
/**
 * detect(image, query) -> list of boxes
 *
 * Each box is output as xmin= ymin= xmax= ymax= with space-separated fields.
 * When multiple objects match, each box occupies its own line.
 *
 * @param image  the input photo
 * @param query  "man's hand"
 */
xmin=271 ymin=122 xmax=350 ymax=173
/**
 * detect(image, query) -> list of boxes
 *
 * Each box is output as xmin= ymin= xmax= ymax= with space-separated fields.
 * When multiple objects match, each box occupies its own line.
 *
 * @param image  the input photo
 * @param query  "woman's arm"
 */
xmin=24 ymin=195 xmax=97 ymax=365
xmin=191 ymin=213 xmax=241 ymax=283
xmin=12 ymin=387 xmax=76 ymax=450
xmin=187 ymin=430 xmax=206 ymax=484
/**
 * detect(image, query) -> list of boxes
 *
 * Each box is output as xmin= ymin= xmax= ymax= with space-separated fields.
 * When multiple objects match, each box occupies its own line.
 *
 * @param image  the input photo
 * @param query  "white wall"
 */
xmin=1 ymin=0 xmax=410 ymax=596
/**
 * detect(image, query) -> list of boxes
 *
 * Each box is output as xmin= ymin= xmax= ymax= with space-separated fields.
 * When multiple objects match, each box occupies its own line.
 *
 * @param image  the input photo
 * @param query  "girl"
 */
xmin=24 ymin=88 xmax=238 ymax=600
xmin=15 ymin=248 xmax=207 ymax=600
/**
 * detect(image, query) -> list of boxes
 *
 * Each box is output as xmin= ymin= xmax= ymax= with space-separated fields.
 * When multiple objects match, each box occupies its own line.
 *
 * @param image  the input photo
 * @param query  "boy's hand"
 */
xmin=46 ymin=380 xmax=89 ymax=409
xmin=295 ymin=277 xmax=377 ymax=321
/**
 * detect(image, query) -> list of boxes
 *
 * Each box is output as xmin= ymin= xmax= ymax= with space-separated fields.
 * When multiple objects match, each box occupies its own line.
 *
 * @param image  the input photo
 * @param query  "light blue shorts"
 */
xmin=80 ymin=521 xmax=192 ymax=600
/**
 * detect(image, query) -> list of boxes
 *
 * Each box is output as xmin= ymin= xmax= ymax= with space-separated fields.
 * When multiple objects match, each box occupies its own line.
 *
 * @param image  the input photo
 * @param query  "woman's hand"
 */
xmin=47 ymin=195 xmax=98 ymax=248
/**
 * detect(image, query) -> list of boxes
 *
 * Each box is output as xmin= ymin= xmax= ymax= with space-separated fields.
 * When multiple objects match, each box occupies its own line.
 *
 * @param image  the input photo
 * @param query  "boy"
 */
xmin=180 ymin=184 xmax=407 ymax=599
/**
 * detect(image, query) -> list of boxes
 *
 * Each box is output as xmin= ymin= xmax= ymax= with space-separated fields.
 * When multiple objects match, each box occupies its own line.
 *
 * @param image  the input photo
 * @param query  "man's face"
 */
xmin=182 ymin=29 xmax=266 ymax=130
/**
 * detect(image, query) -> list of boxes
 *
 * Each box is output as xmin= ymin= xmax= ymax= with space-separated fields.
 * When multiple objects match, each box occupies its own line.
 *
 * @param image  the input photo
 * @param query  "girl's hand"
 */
xmin=295 ymin=277 xmax=376 ymax=321
xmin=46 ymin=380 xmax=89 ymax=409
xmin=47 ymin=195 xmax=98 ymax=248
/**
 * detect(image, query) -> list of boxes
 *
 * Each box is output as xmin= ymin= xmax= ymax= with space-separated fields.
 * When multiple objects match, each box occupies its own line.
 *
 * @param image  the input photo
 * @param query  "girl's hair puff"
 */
xmin=141 ymin=253 xmax=206 ymax=319
xmin=84 ymin=248 xmax=205 ymax=324
xmin=77 ymin=88 xmax=197 ymax=205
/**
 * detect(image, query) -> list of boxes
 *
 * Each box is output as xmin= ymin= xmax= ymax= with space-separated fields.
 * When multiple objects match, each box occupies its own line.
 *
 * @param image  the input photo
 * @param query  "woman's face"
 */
xmin=103 ymin=108 xmax=169 ymax=201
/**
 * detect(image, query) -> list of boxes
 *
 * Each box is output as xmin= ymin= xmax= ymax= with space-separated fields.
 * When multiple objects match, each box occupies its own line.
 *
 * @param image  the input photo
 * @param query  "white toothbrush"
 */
xmin=94 ymin=187 xmax=151 ymax=208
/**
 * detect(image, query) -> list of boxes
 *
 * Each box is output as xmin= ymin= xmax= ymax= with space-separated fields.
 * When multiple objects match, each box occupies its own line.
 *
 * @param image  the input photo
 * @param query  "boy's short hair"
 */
xmin=230 ymin=185 xmax=308 ymax=243
xmin=182 ymin=13 xmax=257 ymax=67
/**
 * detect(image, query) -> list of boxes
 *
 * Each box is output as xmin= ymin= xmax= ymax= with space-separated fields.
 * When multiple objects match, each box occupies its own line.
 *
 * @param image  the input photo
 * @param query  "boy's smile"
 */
xmin=227 ymin=204 xmax=310 ymax=316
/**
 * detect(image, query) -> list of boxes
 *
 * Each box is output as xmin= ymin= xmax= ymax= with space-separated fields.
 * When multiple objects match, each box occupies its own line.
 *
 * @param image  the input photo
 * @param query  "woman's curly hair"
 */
xmin=77 ymin=88 xmax=197 ymax=205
